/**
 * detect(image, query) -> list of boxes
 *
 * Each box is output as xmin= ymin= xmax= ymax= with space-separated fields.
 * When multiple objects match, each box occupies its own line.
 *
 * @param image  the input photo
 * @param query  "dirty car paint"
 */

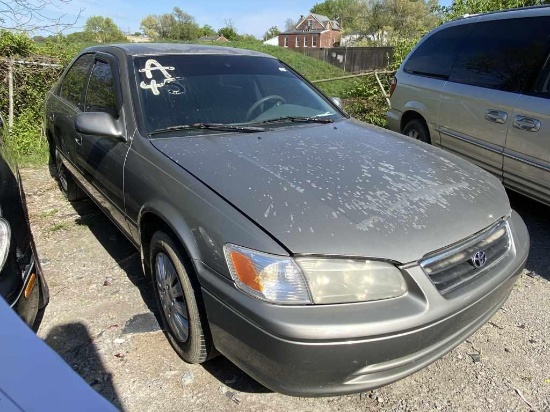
xmin=152 ymin=119 xmax=510 ymax=263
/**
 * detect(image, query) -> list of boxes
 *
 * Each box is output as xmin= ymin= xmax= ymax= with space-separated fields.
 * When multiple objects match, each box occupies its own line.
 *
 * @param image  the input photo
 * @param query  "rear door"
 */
xmin=49 ymin=53 xmax=94 ymax=168
xmin=439 ymin=17 xmax=550 ymax=178
xmin=503 ymin=52 xmax=550 ymax=205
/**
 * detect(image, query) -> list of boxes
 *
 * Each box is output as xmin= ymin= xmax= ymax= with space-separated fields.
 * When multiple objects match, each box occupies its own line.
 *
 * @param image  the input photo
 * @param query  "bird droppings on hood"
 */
xmin=152 ymin=120 xmax=511 ymax=260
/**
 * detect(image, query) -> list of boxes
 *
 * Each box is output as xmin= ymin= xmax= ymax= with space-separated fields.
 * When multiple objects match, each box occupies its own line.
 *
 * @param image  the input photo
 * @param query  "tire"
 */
xmin=149 ymin=231 xmax=214 ymax=363
xmin=55 ymin=149 xmax=85 ymax=202
xmin=402 ymin=119 xmax=431 ymax=144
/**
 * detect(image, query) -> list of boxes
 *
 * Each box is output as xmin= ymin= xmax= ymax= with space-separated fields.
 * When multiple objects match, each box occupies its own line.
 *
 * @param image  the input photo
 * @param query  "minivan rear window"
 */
xmin=403 ymin=24 xmax=472 ymax=79
xmin=449 ymin=17 xmax=550 ymax=92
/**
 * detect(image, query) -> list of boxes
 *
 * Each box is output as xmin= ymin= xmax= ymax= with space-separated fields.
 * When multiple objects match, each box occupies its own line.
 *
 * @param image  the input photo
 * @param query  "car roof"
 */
xmin=83 ymin=43 xmax=276 ymax=59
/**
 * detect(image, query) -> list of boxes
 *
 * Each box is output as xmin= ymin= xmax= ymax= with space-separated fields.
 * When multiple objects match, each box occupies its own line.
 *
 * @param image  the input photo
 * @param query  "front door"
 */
xmin=75 ymin=53 xmax=130 ymax=231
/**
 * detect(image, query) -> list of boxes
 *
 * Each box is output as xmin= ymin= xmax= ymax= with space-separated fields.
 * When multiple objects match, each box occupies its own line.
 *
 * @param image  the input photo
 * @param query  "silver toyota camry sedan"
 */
xmin=45 ymin=44 xmax=529 ymax=396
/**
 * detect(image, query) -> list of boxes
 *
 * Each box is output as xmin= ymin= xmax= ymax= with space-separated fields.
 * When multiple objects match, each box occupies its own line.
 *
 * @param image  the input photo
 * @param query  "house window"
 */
xmin=284 ymin=36 xmax=288 ymax=47
xmin=295 ymin=36 xmax=299 ymax=47
xmin=304 ymin=36 xmax=308 ymax=47
xmin=307 ymin=19 xmax=313 ymax=28
xmin=312 ymin=36 xmax=317 ymax=47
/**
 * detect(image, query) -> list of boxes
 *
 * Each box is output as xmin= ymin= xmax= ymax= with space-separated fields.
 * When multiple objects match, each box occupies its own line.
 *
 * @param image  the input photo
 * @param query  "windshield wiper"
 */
xmin=259 ymin=116 xmax=334 ymax=124
xmin=149 ymin=122 xmax=267 ymax=136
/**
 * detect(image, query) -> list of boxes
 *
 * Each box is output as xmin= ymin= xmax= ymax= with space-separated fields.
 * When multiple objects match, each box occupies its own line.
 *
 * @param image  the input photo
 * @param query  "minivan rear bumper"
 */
xmin=199 ymin=212 xmax=529 ymax=396
xmin=386 ymin=108 xmax=401 ymax=133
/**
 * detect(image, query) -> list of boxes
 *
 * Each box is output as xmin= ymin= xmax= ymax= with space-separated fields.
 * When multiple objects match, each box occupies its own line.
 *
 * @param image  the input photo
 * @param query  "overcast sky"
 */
xmin=40 ymin=0 xmax=451 ymax=38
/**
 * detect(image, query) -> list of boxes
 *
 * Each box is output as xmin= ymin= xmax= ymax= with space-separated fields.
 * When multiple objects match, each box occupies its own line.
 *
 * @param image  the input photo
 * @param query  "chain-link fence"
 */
xmin=0 ymin=56 xmax=63 ymax=162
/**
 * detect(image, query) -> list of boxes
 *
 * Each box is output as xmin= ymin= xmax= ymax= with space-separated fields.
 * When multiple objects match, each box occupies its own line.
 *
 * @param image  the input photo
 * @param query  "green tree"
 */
xmin=0 ymin=30 xmax=33 ymax=57
xmin=171 ymin=7 xmax=200 ymax=40
xmin=200 ymin=25 xmax=217 ymax=37
xmin=84 ymin=16 xmax=127 ymax=43
xmin=263 ymin=26 xmax=280 ymax=40
xmin=440 ymin=0 xmax=549 ymax=20
xmin=218 ymin=26 xmax=239 ymax=40
xmin=141 ymin=8 xmax=201 ymax=40
xmin=311 ymin=0 xmax=365 ymax=31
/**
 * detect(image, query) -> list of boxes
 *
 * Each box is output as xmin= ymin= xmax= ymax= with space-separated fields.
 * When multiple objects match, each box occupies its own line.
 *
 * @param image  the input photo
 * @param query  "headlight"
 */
xmin=296 ymin=258 xmax=407 ymax=304
xmin=0 ymin=218 xmax=11 ymax=271
xmin=224 ymin=244 xmax=407 ymax=305
xmin=223 ymin=244 xmax=312 ymax=304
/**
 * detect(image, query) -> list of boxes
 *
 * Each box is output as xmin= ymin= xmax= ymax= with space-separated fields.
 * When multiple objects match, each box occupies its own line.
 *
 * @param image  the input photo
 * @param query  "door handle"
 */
xmin=75 ymin=134 xmax=82 ymax=145
xmin=513 ymin=116 xmax=541 ymax=132
xmin=485 ymin=110 xmax=508 ymax=124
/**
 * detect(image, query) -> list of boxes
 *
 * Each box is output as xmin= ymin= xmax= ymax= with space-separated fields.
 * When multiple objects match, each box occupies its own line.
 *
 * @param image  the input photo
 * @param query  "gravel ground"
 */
xmin=21 ymin=166 xmax=550 ymax=412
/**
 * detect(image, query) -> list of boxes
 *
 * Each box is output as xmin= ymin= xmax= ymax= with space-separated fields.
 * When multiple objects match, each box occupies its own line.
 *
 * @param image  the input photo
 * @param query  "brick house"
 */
xmin=279 ymin=13 xmax=341 ymax=49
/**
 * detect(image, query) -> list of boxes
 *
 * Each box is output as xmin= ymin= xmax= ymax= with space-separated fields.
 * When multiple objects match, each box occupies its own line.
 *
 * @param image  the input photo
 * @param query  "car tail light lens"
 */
xmin=296 ymin=258 xmax=407 ymax=304
xmin=224 ymin=244 xmax=312 ymax=305
xmin=389 ymin=76 xmax=397 ymax=98
xmin=0 ymin=218 xmax=11 ymax=271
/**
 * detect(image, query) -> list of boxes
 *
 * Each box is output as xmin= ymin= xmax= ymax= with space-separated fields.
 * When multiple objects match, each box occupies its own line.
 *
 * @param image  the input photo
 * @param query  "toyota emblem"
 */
xmin=471 ymin=250 xmax=488 ymax=268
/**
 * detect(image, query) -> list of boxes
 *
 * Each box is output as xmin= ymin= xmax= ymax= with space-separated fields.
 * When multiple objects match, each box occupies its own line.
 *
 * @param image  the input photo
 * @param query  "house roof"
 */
xmin=309 ymin=13 xmax=340 ymax=29
xmin=198 ymin=35 xmax=227 ymax=41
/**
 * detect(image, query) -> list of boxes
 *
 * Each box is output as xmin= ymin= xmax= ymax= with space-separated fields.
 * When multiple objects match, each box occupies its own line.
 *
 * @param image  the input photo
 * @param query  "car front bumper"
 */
xmin=199 ymin=211 xmax=529 ymax=396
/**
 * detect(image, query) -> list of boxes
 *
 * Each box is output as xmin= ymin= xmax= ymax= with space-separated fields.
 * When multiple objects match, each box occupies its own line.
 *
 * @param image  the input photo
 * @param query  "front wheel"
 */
xmin=150 ymin=231 xmax=214 ymax=363
xmin=402 ymin=119 xmax=431 ymax=144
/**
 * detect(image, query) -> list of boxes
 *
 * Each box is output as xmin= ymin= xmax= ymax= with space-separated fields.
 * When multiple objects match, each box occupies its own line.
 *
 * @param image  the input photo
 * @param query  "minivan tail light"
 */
xmin=389 ymin=77 xmax=397 ymax=98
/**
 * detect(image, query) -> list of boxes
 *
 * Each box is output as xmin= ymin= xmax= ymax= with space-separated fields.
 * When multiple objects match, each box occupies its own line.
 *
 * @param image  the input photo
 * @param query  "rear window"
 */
xmin=403 ymin=24 xmax=472 ymax=79
xmin=449 ymin=17 xmax=550 ymax=92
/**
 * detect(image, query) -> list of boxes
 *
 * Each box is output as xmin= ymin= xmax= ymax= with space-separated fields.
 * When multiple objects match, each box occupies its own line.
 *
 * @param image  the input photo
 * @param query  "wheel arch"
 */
xmin=138 ymin=203 xmax=200 ymax=279
xmin=400 ymin=110 xmax=427 ymax=134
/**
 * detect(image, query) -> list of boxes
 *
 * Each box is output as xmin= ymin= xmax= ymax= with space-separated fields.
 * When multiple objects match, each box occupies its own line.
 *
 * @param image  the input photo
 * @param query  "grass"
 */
xmin=48 ymin=221 xmax=71 ymax=232
xmin=38 ymin=208 xmax=58 ymax=218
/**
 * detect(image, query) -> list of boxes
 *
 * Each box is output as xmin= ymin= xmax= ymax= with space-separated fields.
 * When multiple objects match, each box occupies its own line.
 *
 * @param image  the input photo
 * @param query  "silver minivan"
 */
xmin=388 ymin=6 xmax=550 ymax=207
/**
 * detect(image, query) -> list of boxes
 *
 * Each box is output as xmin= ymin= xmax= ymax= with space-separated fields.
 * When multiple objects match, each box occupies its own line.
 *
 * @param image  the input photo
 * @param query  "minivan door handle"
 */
xmin=513 ymin=116 xmax=541 ymax=132
xmin=485 ymin=110 xmax=508 ymax=124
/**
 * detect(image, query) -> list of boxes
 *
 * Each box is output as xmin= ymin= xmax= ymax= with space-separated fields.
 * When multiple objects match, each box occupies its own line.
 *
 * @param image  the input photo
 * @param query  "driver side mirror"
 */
xmin=75 ymin=112 xmax=124 ymax=139
xmin=331 ymin=97 xmax=344 ymax=110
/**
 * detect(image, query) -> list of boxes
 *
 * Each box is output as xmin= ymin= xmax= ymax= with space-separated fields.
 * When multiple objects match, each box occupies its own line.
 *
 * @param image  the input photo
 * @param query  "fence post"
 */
xmin=8 ymin=57 xmax=13 ymax=129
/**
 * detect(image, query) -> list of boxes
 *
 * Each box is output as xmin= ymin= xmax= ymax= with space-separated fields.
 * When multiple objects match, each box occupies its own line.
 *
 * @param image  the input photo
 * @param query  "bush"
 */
xmin=9 ymin=109 xmax=49 ymax=165
xmin=341 ymin=35 xmax=421 ymax=127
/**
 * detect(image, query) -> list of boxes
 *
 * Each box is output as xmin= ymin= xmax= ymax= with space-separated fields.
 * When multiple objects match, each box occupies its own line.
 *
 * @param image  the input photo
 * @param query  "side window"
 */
xmin=403 ymin=24 xmax=472 ymax=79
xmin=59 ymin=54 xmax=94 ymax=109
xmin=449 ymin=17 xmax=550 ymax=92
xmin=85 ymin=60 xmax=118 ymax=118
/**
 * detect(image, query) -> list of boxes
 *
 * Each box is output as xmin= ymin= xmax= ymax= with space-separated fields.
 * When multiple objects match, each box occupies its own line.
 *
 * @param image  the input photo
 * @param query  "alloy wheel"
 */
xmin=155 ymin=252 xmax=189 ymax=343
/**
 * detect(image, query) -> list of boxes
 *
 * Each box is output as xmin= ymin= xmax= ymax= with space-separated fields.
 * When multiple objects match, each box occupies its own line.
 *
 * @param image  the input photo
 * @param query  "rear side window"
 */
xmin=85 ymin=60 xmax=118 ymax=117
xmin=59 ymin=54 xmax=94 ymax=109
xmin=450 ymin=17 xmax=550 ymax=92
xmin=403 ymin=24 xmax=472 ymax=79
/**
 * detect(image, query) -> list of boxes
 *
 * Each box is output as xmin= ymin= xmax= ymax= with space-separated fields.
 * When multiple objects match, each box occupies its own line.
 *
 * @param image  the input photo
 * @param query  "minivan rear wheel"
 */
xmin=403 ymin=119 xmax=430 ymax=144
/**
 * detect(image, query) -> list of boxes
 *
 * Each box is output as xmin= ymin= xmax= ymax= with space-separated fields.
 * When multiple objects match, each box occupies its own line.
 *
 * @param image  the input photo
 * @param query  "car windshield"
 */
xmin=133 ymin=54 xmax=343 ymax=135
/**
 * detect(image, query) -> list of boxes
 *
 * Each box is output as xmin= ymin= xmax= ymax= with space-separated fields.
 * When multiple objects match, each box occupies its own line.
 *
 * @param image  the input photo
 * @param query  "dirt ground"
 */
xmin=21 ymin=166 xmax=550 ymax=412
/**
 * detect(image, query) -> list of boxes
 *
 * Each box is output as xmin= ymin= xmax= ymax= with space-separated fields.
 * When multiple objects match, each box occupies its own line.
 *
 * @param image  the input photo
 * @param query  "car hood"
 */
xmin=152 ymin=120 xmax=511 ymax=263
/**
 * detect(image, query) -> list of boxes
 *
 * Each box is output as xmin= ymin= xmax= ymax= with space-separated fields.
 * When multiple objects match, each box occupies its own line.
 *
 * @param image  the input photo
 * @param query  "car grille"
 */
xmin=420 ymin=219 xmax=511 ymax=295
